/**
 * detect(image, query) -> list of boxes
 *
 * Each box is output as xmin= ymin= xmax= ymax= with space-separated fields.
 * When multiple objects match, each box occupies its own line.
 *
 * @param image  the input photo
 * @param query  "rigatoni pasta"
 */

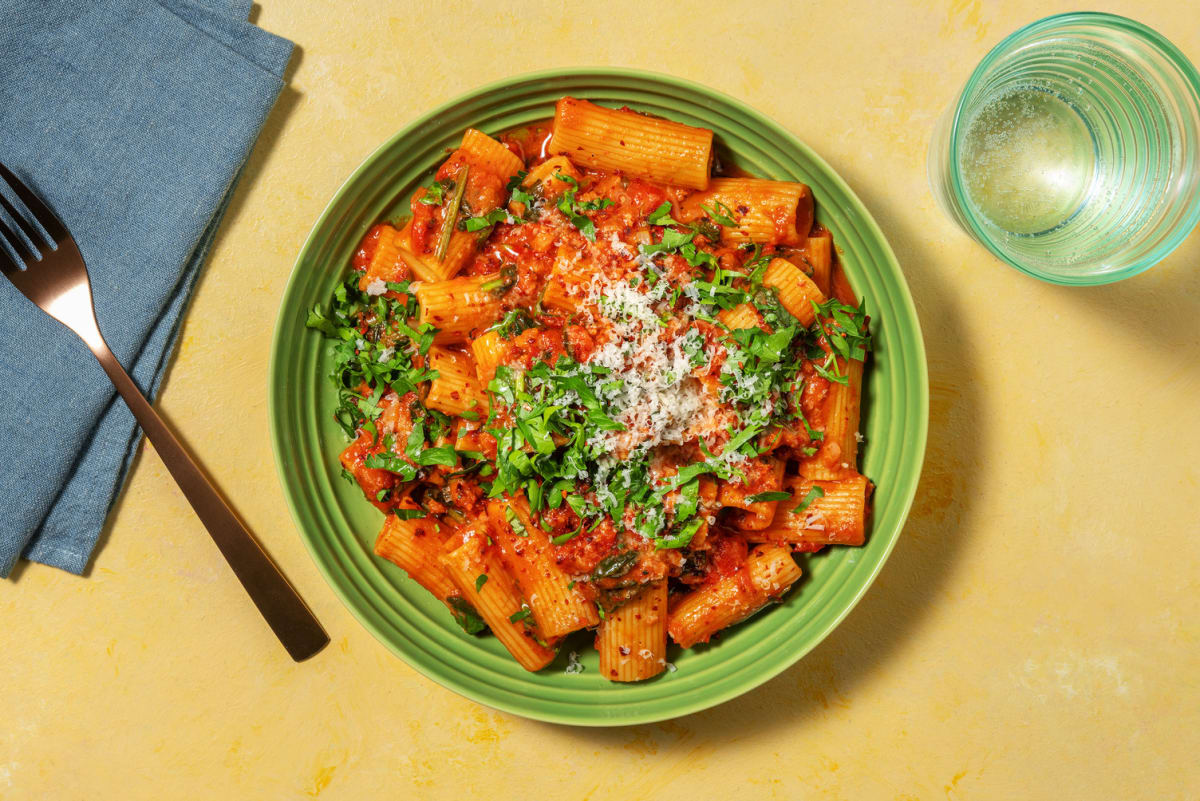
xmin=668 ymin=545 xmax=803 ymax=648
xmin=548 ymin=97 xmax=713 ymax=190
xmin=309 ymin=97 xmax=875 ymax=682
xmin=440 ymin=527 xmax=559 ymax=671
xmin=415 ymin=274 xmax=504 ymax=344
xmin=679 ymin=178 xmax=814 ymax=246
xmin=487 ymin=499 xmax=600 ymax=638
xmin=597 ymin=581 xmax=668 ymax=681
xmin=749 ymin=475 xmax=870 ymax=547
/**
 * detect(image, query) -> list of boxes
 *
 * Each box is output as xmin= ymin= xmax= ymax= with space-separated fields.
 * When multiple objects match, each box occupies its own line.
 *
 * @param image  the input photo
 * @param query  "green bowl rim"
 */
xmin=268 ymin=66 xmax=929 ymax=725
xmin=947 ymin=11 xmax=1200 ymax=286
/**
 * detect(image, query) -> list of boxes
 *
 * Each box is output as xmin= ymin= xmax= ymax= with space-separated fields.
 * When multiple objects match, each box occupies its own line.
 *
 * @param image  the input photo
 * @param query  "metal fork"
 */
xmin=0 ymin=162 xmax=328 ymax=662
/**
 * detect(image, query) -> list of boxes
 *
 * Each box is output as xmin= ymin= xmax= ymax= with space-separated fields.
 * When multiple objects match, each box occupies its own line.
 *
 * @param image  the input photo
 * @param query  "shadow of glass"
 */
xmin=533 ymin=184 xmax=984 ymax=746
xmin=1049 ymin=230 xmax=1200 ymax=368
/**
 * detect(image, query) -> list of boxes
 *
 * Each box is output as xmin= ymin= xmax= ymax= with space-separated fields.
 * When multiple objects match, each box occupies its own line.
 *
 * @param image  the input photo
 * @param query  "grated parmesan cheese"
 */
xmin=580 ymin=274 xmax=727 ymax=456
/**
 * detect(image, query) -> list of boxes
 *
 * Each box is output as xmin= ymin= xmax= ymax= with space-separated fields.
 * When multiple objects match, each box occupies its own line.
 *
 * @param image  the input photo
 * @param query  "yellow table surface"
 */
xmin=3 ymin=1 xmax=1198 ymax=798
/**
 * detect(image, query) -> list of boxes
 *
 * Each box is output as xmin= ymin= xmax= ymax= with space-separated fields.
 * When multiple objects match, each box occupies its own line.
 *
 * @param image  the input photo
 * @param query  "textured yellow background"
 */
xmin=2 ymin=1 xmax=1198 ymax=798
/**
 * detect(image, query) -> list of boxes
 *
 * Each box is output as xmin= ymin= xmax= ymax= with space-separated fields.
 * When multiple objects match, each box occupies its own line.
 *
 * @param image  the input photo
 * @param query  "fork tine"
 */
xmin=0 ymin=237 xmax=21 ymax=277
xmin=0 ymin=199 xmax=37 ymax=266
xmin=0 ymin=161 xmax=67 ymax=246
xmin=0 ymin=183 xmax=44 ymax=259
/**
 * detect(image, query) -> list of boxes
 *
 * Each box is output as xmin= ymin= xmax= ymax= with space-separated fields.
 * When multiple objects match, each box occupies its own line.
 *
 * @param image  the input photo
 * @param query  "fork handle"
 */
xmin=89 ymin=342 xmax=330 ymax=662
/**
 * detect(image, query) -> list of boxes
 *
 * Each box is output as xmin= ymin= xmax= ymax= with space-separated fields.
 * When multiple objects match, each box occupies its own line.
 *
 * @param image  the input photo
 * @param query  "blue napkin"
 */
xmin=0 ymin=0 xmax=293 ymax=577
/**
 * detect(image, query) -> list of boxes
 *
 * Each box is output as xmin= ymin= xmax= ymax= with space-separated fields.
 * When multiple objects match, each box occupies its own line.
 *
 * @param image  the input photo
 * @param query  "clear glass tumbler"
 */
xmin=928 ymin=12 xmax=1200 ymax=285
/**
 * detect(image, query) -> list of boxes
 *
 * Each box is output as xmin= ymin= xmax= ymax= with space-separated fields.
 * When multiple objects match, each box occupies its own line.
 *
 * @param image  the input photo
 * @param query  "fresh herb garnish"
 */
xmin=490 ymin=308 xmax=534 ymax=339
xmin=364 ymin=451 xmax=417 ymax=480
xmin=418 ymin=178 xmax=453 ymax=206
xmin=464 ymin=207 xmax=514 ymax=232
xmin=447 ymin=596 xmax=486 ymax=634
xmin=701 ymin=200 xmax=737 ymax=226
xmin=506 ymin=170 xmax=537 ymax=217
xmin=810 ymin=296 xmax=871 ymax=368
xmin=657 ymin=517 xmax=704 ymax=549
xmin=553 ymin=172 xmax=614 ymax=241
xmin=307 ymin=275 xmax=444 ymax=443
xmin=590 ymin=551 xmax=639 ymax=581
xmin=646 ymin=201 xmax=682 ymax=227
xmin=416 ymin=446 xmax=457 ymax=468
xmin=505 ymin=507 xmax=530 ymax=538
xmin=746 ymin=491 xmax=792 ymax=503
xmin=791 ymin=485 xmax=826 ymax=515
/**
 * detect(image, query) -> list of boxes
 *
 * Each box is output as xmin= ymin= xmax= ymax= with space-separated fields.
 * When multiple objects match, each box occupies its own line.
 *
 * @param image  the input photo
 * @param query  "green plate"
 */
xmin=269 ymin=69 xmax=928 ymax=726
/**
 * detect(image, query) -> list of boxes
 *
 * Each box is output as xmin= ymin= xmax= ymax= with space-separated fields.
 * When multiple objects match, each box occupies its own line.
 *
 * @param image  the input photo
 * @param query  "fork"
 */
xmin=0 ymin=161 xmax=329 ymax=662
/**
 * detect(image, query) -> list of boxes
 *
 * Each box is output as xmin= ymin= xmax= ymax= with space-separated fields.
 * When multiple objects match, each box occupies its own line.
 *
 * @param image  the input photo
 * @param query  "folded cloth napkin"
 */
xmin=0 ymin=0 xmax=293 ymax=577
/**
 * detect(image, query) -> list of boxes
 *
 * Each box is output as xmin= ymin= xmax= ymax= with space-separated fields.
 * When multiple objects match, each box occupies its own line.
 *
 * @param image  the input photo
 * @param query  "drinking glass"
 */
xmin=928 ymin=12 xmax=1200 ymax=285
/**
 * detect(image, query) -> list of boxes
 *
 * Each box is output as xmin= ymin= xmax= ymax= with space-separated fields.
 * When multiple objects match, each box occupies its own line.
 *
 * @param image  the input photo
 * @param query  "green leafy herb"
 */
xmin=657 ymin=517 xmax=704 ymax=549
xmin=479 ymin=263 xmax=518 ymax=296
xmin=506 ymin=170 xmax=537 ymax=216
xmin=418 ymin=179 xmax=452 ymax=206
xmin=363 ymin=452 xmax=417 ymax=480
xmin=701 ymin=200 xmax=738 ymax=226
xmin=508 ymin=607 xmax=532 ymax=623
xmin=474 ymin=574 xmax=488 ymax=592
xmin=590 ymin=551 xmax=639 ymax=581
xmin=463 ymin=207 xmax=512 ymax=232
xmin=638 ymin=226 xmax=719 ymax=271
xmin=505 ymin=507 xmax=530 ymax=537
xmin=746 ymin=491 xmax=792 ymax=503
xmin=305 ymin=304 xmax=336 ymax=336
xmin=553 ymin=172 xmax=614 ymax=241
xmin=791 ymin=485 xmax=826 ymax=515
xmin=811 ymin=297 xmax=872 ymax=363
xmin=490 ymin=308 xmax=534 ymax=339
xmin=647 ymin=201 xmax=683 ymax=227
xmin=392 ymin=508 xmax=426 ymax=520
xmin=551 ymin=523 xmax=584 ymax=545
xmin=416 ymin=446 xmax=457 ymax=468
xmin=447 ymin=596 xmax=486 ymax=635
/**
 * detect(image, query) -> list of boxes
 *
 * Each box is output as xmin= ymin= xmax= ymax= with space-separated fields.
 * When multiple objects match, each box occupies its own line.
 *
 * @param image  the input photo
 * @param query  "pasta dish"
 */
xmin=307 ymin=97 xmax=873 ymax=681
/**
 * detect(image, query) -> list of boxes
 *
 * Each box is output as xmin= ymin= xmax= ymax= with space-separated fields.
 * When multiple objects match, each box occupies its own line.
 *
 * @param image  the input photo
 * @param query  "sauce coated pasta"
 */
xmin=307 ymin=98 xmax=873 ymax=681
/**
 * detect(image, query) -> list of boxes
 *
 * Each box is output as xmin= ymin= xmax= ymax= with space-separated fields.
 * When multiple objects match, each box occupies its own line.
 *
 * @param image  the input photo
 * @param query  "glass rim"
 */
xmin=946 ymin=11 xmax=1200 ymax=285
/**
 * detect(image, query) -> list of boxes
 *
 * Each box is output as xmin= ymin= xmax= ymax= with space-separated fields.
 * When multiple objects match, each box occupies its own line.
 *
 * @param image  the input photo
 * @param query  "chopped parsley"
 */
xmin=701 ymin=200 xmax=737 ymax=226
xmin=505 ymin=507 xmax=530 ymax=537
xmin=553 ymin=172 xmax=614 ymax=241
xmin=746 ymin=491 xmax=792 ymax=504
xmin=418 ymin=178 xmax=453 ymax=206
xmin=490 ymin=308 xmax=534 ymax=339
xmin=463 ymin=208 xmax=513 ymax=232
xmin=791 ymin=485 xmax=826 ymax=515
xmin=506 ymin=170 xmax=537 ymax=217
xmin=447 ymin=597 xmax=486 ymax=635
